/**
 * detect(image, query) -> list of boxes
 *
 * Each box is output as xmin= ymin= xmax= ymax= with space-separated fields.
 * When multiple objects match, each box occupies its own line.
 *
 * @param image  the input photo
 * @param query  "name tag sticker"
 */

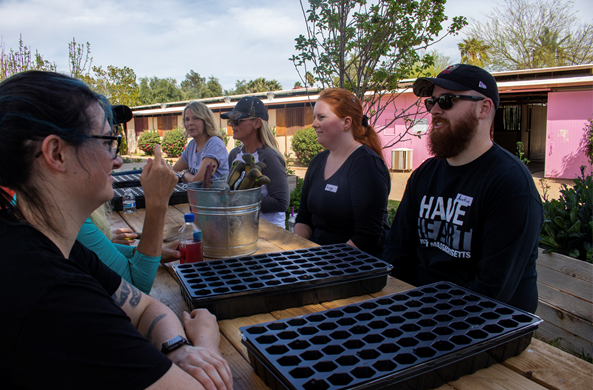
xmin=325 ymin=184 xmax=338 ymax=193
xmin=456 ymin=193 xmax=473 ymax=207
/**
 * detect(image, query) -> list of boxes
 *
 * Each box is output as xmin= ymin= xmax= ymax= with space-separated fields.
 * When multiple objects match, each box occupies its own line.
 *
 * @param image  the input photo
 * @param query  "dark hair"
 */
xmin=0 ymin=70 xmax=110 ymax=228
xmin=318 ymin=88 xmax=385 ymax=161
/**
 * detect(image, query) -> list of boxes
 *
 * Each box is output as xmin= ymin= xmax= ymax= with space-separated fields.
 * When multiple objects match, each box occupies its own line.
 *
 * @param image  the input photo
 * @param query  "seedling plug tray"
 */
xmin=174 ymin=244 xmax=393 ymax=320
xmin=111 ymin=184 xmax=188 ymax=211
xmin=240 ymin=282 xmax=542 ymax=390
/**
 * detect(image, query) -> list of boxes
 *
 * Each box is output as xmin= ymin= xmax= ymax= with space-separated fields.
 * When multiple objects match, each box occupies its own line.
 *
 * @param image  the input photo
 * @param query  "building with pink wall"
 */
xmin=130 ymin=65 xmax=592 ymax=180
xmin=374 ymin=65 xmax=593 ymax=180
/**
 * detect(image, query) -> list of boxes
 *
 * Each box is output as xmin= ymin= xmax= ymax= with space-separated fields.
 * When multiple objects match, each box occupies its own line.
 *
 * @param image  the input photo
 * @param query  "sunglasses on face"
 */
xmin=424 ymin=94 xmax=485 ymax=112
xmin=88 ymin=134 xmax=122 ymax=159
xmin=228 ymin=117 xmax=256 ymax=126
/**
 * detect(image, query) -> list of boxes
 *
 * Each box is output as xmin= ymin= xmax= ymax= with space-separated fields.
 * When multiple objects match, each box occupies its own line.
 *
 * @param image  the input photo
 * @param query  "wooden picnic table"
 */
xmin=110 ymin=204 xmax=592 ymax=390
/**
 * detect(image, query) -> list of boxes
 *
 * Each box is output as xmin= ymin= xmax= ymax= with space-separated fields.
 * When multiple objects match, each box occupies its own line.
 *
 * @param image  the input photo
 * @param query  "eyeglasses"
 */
xmin=34 ymin=134 xmax=123 ymax=159
xmin=89 ymin=134 xmax=122 ymax=159
xmin=424 ymin=94 xmax=485 ymax=113
xmin=228 ymin=117 xmax=256 ymax=126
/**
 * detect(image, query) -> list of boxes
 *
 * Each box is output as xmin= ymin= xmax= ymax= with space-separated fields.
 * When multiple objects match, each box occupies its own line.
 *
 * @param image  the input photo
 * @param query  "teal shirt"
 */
xmin=76 ymin=218 xmax=160 ymax=294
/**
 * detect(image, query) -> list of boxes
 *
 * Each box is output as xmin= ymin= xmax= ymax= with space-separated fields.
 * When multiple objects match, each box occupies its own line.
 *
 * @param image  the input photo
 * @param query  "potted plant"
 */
xmin=536 ymin=165 xmax=592 ymax=358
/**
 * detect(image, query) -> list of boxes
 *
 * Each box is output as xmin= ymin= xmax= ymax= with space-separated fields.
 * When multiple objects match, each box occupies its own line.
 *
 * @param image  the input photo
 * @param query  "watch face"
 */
xmin=162 ymin=335 xmax=189 ymax=353
xmin=164 ymin=335 xmax=184 ymax=348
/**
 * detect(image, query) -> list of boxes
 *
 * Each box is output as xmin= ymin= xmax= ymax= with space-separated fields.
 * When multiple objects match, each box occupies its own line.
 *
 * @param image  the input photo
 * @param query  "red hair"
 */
xmin=318 ymin=88 xmax=384 ymax=161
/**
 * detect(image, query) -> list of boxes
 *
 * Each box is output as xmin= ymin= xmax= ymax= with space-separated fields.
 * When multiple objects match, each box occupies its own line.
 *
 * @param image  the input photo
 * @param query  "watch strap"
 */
xmin=161 ymin=335 xmax=192 ymax=354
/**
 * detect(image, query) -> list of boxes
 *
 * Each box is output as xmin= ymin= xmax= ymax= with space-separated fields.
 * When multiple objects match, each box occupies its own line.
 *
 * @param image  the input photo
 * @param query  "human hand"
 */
xmin=167 ymin=344 xmax=233 ymax=390
xmin=111 ymin=228 xmax=138 ymax=245
xmin=183 ymin=310 xmax=221 ymax=352
xmin=161 ymin=240 xmax=181 ymax=263
xmin=140 ymin=145 xmax=178 ymax=209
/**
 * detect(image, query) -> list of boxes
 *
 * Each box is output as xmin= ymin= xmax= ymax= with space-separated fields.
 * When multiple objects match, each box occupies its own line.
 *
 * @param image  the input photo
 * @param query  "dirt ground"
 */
xmin=118 ymin=158 xmax=575 ymax=202
xmin=293 ymin=165 xmax=574 ymax=202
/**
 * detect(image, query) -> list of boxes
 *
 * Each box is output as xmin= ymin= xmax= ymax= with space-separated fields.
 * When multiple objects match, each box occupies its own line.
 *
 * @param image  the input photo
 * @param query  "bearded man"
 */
xmin=383 ymin=64 xmax=542 ymax=313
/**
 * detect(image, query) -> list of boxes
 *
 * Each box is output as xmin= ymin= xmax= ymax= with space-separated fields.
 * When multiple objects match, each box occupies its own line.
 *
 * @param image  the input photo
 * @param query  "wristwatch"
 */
xmin=175 ymin=169 xmax=188 ymax=182
xmin=161 ymin=335 xmax=192 ymax=354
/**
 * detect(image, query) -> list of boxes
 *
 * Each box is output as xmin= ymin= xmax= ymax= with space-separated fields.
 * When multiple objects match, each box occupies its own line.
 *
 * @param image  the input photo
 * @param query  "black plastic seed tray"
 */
xmin=111 ymin=184 xmax=188 ymax=211
xmin=240 ymin=282 xmax=542 ymax=390
xmin=174 ymin=244 xmax=393 ymax=320
xmin=112 ymin=172 xmax=142 ymax=188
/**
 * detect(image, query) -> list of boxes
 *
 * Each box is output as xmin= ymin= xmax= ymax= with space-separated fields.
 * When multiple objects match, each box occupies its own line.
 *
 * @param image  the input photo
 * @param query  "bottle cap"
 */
xmin=184 ymin=213 xmax=195 ymax=222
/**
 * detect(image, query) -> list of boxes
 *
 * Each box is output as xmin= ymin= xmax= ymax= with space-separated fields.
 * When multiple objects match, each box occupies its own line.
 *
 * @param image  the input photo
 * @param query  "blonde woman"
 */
xmin=223 ymin=96 xmax=289 ymax=228
xmin=173 ymin=101 xmax=229 ymax=182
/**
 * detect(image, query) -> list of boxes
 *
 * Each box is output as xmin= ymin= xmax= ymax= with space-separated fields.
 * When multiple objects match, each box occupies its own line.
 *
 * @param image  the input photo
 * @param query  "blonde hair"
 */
xmin=258 ymin=120 xmax=284 ymax=160
xmin=183 ymin=101 xmax=223 ymax=140
xmin=89 ymin=204 xmax=112 ymax=240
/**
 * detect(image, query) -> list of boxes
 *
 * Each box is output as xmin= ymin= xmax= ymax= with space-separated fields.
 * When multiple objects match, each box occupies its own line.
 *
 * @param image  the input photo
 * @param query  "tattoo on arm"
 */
xmin=112 ymin=280 xmax=142 ymax=308
xmin=144 ymin=313 xmax=167 ymax=346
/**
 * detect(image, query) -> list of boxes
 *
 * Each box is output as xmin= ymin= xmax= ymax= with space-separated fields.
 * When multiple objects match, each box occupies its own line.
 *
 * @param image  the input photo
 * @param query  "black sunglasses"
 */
xmin=34 ymin=134 xmax=122 ymax=159
xmin=89 ymin=134 xmax=122 ymax=159
xmin=424 ymin=94 xmax=485 ymax=112
xmin=228 ymin=117 xmax=256 ymax=126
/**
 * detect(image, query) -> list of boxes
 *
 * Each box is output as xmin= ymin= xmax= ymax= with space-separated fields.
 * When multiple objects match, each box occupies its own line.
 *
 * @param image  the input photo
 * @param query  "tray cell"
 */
xmin=300 ymin=350 xmax=324 ymax=361
xmin=313 ymin=361 xmax=337 ymax=372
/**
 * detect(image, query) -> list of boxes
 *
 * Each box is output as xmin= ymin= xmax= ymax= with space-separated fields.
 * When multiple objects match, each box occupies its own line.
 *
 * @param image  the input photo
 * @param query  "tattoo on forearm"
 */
xmin=144 ymin=313 xmax=167 ymax=346
xmin=112 ymin=280 xmax=142 ymax=308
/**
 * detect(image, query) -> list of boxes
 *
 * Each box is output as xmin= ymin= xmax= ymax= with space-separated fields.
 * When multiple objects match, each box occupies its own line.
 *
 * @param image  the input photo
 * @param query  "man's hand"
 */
xmin=112 ymin=227 xmax=138 ymax=245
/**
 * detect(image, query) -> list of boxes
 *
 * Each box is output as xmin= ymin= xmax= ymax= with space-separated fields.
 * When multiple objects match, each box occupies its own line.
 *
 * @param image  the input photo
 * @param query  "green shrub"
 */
xmin=137 ymin=130 xmax=161 ymax=156
xmin=161 ymin=127 xmax=186 ymax=158
xmin=540 ymin=166 xmax=592 ymax=262
xmin=219 ymin=128 xmax=230 ymax=146
xmin=285 ymin=177 xmax=304 ymax=229
xmin=291 ymin=127 xmax=325 ymax=166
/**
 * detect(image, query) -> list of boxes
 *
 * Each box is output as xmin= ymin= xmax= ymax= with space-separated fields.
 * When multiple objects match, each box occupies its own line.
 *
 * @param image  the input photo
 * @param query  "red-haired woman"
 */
xmin=294 ymin=88 xmax=391 ymax=257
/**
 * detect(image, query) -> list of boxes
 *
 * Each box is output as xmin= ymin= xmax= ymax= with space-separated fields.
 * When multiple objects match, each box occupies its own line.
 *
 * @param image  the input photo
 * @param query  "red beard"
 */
xmin=428 ymin=110 xmax=479 ymax=159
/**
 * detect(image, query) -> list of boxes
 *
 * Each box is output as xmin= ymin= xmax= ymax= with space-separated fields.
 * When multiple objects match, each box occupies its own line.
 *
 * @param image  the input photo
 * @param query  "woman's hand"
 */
xmin=163 ymin=309 xmax=233 ymax=389
xmin=161 ymin=240 xmax=181 ymax=263
xmin=111 ymin=227 xmax=138 ymax=245
xmin=141 ymin=145 xmax=178 ymax=209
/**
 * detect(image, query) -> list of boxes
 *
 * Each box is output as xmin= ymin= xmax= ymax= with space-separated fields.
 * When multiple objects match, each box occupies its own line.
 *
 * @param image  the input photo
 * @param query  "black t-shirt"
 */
xmin=383 ymin=144 xmax=542 ymax=313
xmin=296 ymin=146 xmax=391 ymax=257
xmin=0 ymin=217 xmax=172 ymax=389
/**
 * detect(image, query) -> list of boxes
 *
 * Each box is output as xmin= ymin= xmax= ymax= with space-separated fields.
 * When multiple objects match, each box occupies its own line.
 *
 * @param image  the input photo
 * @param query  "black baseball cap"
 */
xmin=112 ymin=105 xmax=133 ymax=124
xmin=221 ymin=96 xmax=269 ymax=122
xmin=413 ymin=64 xmax=499 ymax=109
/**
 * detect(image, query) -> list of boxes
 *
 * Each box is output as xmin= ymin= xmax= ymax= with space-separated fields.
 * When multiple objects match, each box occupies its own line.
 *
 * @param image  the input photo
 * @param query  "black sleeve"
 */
xmin=261 ymin=150 xmax=289 ymax=213
xmin=13 ymin=282 xmax=172 ymax=389
xmin=383 ymin=176 xmax=420 ymax=284
xmin=348 ymin=155 xmax=390 ymax=254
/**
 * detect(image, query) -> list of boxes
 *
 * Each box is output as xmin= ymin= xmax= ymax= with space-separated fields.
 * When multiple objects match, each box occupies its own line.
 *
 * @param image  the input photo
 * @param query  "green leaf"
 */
xmin=553 ymin=216 xmax=565 ymax=228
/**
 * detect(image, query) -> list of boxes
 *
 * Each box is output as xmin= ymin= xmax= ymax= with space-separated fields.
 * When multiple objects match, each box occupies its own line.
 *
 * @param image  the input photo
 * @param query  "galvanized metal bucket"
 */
xmin=186 ymin=185 xmax=261 ymax=258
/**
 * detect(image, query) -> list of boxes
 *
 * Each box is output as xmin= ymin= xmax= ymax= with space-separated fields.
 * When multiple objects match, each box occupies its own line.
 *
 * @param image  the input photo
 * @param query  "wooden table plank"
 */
xmin=219 ymin=334 xmax=269 ymax=390
xmin=501 ymin=338 xmax=593 ymax=390
xmin=257 ymin=220 xmax=320 ymax=251
xmin=447 ymin=363 xmax=547 ymax=390
xmin=218 ymin=313 xmax=278 ymax=361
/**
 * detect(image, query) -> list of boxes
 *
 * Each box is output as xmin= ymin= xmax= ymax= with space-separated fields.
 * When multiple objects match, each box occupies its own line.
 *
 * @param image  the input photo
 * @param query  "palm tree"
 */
xmin=458 ymin=38 xmax=491 ymax=68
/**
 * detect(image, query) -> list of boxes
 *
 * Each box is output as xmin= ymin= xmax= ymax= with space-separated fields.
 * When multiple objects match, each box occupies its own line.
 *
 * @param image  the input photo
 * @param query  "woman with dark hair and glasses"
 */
xmin=75 ymin=105 xmax=180 ymax=294
xmin=0 ymin=71 xmax=232 ymax=389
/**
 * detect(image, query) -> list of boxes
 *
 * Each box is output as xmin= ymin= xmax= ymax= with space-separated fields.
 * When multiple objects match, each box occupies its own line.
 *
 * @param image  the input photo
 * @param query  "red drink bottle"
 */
xmin=179 ymin=213 xmax=203 ymax=264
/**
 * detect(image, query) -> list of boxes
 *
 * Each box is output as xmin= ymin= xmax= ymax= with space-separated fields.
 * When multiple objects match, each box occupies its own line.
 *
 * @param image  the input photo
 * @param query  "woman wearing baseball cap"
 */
xmin=223 ymin=96 xmax=289 ymax=228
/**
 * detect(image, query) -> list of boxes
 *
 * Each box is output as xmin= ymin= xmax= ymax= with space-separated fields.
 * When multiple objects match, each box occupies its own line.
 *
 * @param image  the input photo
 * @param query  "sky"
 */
xmin=1 ymin=0 xmax=592 ymax=92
